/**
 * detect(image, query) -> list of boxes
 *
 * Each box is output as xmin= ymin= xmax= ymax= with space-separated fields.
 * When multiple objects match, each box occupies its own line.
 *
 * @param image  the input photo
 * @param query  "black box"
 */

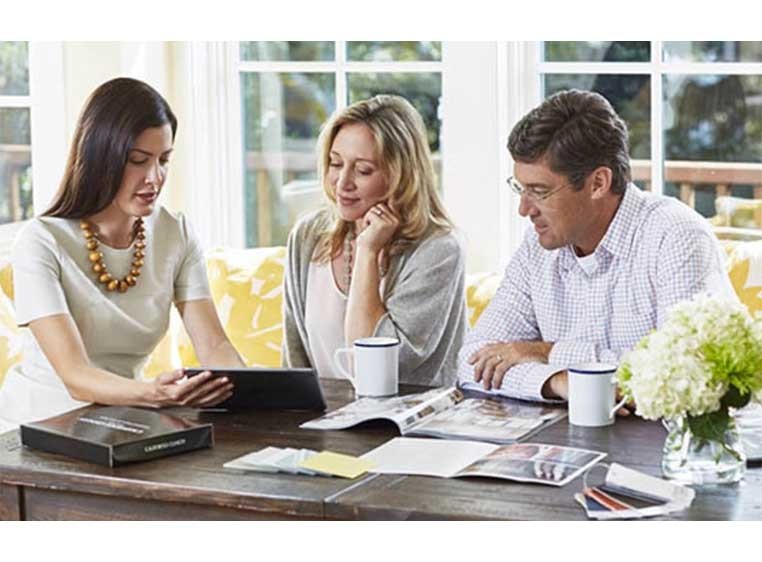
xmin=20 ymin=405 xmax=214 ymax=467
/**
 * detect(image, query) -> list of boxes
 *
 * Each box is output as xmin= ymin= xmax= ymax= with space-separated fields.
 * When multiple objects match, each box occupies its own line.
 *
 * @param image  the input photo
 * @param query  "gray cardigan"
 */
xmin=282 ymin=209 xmax=466 ymax=387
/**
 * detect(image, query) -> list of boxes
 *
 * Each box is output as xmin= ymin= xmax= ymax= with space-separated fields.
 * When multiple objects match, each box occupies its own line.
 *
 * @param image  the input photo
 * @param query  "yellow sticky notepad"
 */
xmin=298 ymin=451 xmax=375 ymax=479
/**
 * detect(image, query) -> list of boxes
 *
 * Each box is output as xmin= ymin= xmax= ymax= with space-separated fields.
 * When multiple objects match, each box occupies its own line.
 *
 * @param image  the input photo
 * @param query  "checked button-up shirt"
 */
xmin=457 ymin=184 xmax=736 ymax=402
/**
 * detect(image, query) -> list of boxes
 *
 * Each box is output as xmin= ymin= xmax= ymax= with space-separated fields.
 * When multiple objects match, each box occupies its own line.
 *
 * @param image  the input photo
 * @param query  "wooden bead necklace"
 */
xmin=80 ymin=218 xmax=146 ymax=293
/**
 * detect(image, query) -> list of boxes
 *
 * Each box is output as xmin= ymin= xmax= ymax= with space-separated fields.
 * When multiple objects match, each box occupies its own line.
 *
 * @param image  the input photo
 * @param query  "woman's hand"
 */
xmin=146 ymin=369 xmax=234 ymax=408
xmin=356 ymin=203 xmax=399 ymax=255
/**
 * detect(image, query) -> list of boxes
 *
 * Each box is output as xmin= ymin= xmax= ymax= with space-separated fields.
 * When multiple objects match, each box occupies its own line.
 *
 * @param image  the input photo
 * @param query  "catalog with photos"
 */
xmin=361 ymin=437 xmax=606 ymax=487
xmin=300 ymin=387 xmax=566 ymax=444
xmin=737 ymin=403 xmax=762 ymax=463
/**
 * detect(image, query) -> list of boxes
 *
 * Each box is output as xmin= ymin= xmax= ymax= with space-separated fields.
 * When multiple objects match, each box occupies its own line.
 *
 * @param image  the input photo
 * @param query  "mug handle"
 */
xmin=333 ymin=347 xmax=359 ymax=393
xmin=609 ymin=397 xmax=629 ymax=419
xmin=609 ymin=374 xmax=628 ymax=418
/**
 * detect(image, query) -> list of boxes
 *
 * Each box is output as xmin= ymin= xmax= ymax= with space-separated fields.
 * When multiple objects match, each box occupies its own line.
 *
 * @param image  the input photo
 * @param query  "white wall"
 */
xmin=60 ymin=42 xmax=188 ymax=214
xmin=44 ymin=42 xmax=521 ymax=274
xmin=441 ymin=43 xmax=503 ymax=274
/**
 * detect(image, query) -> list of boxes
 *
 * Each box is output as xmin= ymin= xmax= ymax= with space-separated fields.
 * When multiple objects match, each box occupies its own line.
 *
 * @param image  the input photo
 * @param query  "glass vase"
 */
xmin=661 ymin=415 xmax=746 ymax=485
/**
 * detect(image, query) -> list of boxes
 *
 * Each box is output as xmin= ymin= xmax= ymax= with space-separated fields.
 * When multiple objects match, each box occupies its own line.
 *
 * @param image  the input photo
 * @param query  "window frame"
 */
xmin=498 ymin=41 xmax=762 ymax=265
xmin=0 ymin=41 xmax=66 ymax=255
xmin=188 ymin=41 xmax=445 ymax=252
xmin=192 ymin=41 xmax=762 ymax=274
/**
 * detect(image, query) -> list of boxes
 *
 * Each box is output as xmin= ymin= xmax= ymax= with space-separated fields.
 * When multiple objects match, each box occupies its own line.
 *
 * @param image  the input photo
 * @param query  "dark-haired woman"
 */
xmin=0 ymin=78 xmax=243 ymax=430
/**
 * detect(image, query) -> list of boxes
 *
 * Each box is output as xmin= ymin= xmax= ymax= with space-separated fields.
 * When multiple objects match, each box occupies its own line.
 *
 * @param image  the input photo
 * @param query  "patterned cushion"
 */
xmin=177 ymin=246 xmax=286 ymax=368
xmin=0 ymin=289 xmax=21 ymax=388
xmin=465 ymin=272 xmax=501 ymax=327
xmin=725 ymin=241 xmax=762 ymax=315
xmin=2 ymin=239 xmax=760 ymax=389
xmin=0 ymin=261 xmax=13 ymax=302
xmin=712 ymin=196 xmax=762 ymax=229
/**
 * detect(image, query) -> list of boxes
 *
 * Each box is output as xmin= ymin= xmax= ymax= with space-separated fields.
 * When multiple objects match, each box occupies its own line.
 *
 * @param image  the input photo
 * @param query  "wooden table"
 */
xmin=1 ymin=380 xmax=760 ymax=520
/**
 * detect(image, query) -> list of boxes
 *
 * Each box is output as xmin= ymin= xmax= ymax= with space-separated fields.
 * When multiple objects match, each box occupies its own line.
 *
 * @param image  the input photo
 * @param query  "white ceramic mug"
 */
xmin=568 ymin=363 xmax=627 ymax=427
xmin=333 ymin=337 xmax=400 ymax=397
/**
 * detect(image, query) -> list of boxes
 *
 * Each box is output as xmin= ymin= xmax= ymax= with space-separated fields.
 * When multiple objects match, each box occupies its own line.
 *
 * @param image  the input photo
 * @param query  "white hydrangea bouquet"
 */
xmin=617 ymin=294 xmax=762 ymax=481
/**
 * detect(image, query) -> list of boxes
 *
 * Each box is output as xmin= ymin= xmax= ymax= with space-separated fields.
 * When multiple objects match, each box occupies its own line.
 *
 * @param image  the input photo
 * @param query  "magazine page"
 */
xmin=455 ymin=443 xmax=606 ymax=487
xmin=393 ymin=387 xmax=465 ymax=433
xmin=299 ymin=387 xmax=458 ymax=432
xmin=736 ymin=403 xmax=762 ymax=462
xmin=408 ymin=397 xmax=566 ymax=444
xmin=361 ymin=437 xmax=499 ymax=478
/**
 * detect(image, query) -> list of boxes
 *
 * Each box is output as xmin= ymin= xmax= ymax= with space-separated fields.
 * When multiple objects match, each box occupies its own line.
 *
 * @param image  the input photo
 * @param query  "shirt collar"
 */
xmin=557 ymin=183 xmax=643 ymax=271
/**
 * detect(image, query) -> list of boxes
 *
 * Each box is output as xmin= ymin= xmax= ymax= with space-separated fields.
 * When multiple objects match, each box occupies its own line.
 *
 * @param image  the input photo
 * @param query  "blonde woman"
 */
xmin=283 ymin=95 xmax=466 ymax=387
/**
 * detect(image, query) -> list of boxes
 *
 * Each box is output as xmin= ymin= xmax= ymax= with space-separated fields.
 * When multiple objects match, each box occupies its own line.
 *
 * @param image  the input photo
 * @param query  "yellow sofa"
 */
xmin=2 ymin=241 xmax=762 ymax=389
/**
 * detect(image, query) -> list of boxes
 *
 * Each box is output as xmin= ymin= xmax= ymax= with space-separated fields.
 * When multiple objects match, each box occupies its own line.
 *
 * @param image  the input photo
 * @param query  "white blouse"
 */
xmin=304 ymin=259 xmax=386 ymax=379
xmin=304 ymin=261 xmax=349 ymax=379
xmin=0 ymin=206 xmax=210 ymax=430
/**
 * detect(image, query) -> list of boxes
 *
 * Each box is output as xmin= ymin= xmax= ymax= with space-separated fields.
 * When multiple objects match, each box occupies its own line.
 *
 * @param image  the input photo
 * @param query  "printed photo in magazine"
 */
xmin=361 ymin=438 xmax=606 ymax=487
xmin=299 ymin=387 xmax=566 ymax=444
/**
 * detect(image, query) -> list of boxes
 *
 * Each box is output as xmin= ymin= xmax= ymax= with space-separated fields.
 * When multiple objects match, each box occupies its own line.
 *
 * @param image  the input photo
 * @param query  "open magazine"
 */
xmin=300 ymin=387 xmax=566 ymax=444
xmin=736 ymin=402 xmax=762 ymax=463
xmin=361 ymin=437 xmax=605 ymax=487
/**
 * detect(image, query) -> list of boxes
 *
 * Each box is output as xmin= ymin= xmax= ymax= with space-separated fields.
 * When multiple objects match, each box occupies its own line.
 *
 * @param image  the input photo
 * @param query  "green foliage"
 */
xmin=544 ymin=42 xmax=650 ymax=63
xmin=348 ymin=73 xmax=441 ymax=152
xmin=0 ymin=41 xmax=29 ymax=95
xmin=687 ymin=406 xmax=730 ymax=445
xmin=721 ymin=386 xmax=751 ymax=409
xmin=666 ymin=41 xmax=762 ymax=63
xmin=347 ymin=42 xmax=441 ymax=62
xmin=699 ymin=330 xmax=762 ymax=396
xmin=544 ymin=73 xmax=650 ymax=160
xmin=664 ymin=75 xmax=762 ymax=163
xmin=687 ymin=406 xmax=744 ymax=461
xmin=240 ymin=42 xmax=334 ymax=62
xmin=240 ymin=72 xmax=336 ymax=151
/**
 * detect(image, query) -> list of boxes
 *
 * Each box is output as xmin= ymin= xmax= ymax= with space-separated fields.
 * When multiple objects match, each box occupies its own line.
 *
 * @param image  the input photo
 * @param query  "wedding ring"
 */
xmin=374 ymin=208 xmax=383 ymax=216
xmin=496 ymin=354 xmax=503 ymax=362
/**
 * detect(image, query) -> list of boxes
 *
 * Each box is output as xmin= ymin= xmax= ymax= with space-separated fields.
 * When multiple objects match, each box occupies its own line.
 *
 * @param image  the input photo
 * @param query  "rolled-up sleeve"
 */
xmin=457 ymin=235 xmax=561 ymax=402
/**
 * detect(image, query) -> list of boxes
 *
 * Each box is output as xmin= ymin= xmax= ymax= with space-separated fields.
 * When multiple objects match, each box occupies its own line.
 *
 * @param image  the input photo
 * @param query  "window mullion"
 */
xmin=28 ymin=41 xmax=66 ymax=216
xmin=650 ymin=41 xmax=664 ymax=196
xmin=0 ymin=96 xmax=31 ymax=108
xmin=336 ymin=41 xmax=347 ymax=109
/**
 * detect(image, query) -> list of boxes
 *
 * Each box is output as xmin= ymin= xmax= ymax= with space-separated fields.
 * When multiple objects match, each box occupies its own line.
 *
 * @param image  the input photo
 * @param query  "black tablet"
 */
xmin=184 ymin=367 xmax=326 ymax=412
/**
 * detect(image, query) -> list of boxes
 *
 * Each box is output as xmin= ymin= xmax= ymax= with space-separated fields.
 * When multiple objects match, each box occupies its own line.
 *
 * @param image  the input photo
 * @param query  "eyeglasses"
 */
xmin=506 ymin=176 xmax=574 ymax=202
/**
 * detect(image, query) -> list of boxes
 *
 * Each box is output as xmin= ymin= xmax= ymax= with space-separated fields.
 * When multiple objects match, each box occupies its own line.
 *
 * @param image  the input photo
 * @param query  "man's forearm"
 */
xmin=541 ymin=370 xmax=568 ymax=400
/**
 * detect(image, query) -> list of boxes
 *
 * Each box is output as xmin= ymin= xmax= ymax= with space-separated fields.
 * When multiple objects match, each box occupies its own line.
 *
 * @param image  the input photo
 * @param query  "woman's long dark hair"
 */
xmin=44 ymin=77 xmax=177 ymax=219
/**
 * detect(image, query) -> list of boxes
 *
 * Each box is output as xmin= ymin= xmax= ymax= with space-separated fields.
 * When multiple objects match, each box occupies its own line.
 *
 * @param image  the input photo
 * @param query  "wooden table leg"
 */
xmin=0 ymin=482 xmax=22 ymax=520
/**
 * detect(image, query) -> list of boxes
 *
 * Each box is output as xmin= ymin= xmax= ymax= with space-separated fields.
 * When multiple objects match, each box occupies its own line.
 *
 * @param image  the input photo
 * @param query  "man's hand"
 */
xmin=468 ymin=341 xmax=553 ymax=391
xmin=614 ymin=387 xmax=635 ymax=417
xmin=541 ymin=372 xmax=634 ymax=416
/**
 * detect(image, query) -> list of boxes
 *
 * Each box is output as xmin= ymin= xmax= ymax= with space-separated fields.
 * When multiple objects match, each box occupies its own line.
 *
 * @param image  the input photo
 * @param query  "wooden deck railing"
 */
xmin=631 ymin=159 xmax=762 ymax=207
xmin=4 ymin=144 xmax=762 ymax=242
xmin=0 ymin=144 xmax=32 ymax=224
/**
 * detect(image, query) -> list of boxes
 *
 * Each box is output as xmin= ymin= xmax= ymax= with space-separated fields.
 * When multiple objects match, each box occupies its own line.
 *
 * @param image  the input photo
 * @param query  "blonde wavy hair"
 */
xmin=313 ymin=94 xmax=454 ymax=264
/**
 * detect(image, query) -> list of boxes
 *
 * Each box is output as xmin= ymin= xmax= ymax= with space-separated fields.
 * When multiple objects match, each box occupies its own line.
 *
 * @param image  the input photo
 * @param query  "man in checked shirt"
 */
xmin=457 ymin=89 xmax=736 ymax=405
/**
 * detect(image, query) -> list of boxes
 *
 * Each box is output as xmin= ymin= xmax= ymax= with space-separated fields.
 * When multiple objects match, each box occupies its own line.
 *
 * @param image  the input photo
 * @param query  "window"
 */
xmin=0 ymin=42 xmax=33 ymax=225
xmin=537 ymin=41 xmax=762 ymax=239
xmin=0 ymin=42 xmax=65 ymax=252
xmin=237 ymin=41 xmax=442 ymax=248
